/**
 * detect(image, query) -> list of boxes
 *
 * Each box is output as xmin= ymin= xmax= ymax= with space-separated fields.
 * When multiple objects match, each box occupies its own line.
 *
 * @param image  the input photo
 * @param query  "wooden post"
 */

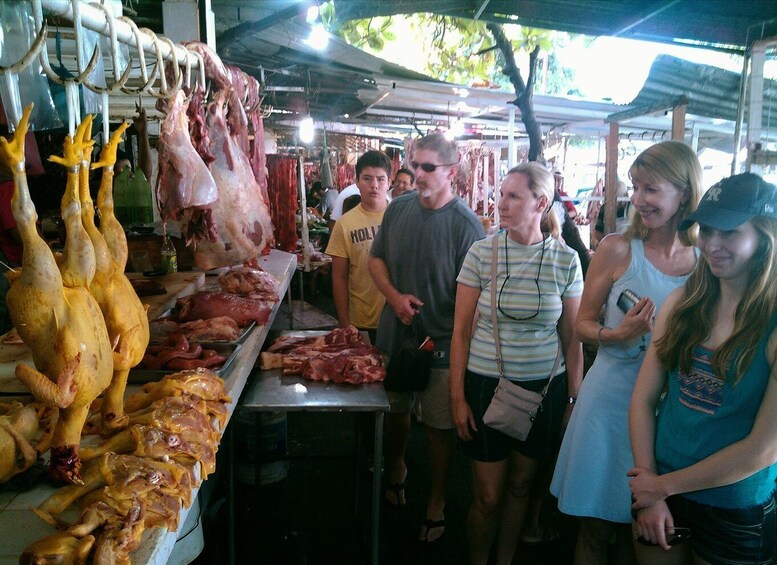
xmin=605 ymin=122 xmax=619 ymax=236
xmin=672 ymin=104 xmax=687 ymax=141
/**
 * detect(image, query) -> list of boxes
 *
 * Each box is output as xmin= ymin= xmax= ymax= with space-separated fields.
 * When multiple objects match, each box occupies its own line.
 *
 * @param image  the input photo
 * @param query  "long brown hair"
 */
xmin=624 ymin=141 xmax=702 ymax=246
xmin=656 ymin=217 xmax=777 ymax=382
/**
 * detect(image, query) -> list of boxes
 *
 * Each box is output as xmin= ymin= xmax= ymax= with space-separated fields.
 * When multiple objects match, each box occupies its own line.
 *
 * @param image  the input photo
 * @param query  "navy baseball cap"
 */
xmin=679 ymin=173 xmax=777 ymax=231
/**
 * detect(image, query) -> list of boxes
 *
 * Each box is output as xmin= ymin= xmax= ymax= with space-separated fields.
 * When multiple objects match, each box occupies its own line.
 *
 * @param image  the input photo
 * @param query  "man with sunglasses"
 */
xmin=369 ymin=133 xmax=485 ymax=543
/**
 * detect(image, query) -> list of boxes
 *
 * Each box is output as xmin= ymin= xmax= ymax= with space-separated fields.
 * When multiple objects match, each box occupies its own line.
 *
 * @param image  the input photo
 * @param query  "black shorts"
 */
xmin=458 ymin=369 xmax=567 ymax=462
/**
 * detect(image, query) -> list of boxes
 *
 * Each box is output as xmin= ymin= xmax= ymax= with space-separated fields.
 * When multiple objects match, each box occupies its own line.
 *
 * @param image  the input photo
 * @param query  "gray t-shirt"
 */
xmin=370 ymin=192 xmax=485 ymax=365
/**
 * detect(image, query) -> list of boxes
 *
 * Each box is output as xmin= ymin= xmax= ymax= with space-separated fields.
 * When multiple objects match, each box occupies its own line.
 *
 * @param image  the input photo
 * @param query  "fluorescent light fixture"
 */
xmin=299 ymin=115 xmax=315 ymax=143
xmin=305 ymin=23 xmax=329 ymax=50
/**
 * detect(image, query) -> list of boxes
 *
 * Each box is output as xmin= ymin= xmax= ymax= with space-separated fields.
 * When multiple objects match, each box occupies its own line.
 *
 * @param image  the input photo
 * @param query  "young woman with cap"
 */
xmin=629 ymin=173 xmax=777 ymax=564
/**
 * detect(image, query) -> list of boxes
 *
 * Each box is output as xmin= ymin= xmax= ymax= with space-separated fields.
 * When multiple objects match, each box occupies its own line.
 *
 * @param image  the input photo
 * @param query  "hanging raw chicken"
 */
xmin=0 ymin=106 xmax=113 ymax=485
xmin=83 ymin=122 xmax=150 ymax=433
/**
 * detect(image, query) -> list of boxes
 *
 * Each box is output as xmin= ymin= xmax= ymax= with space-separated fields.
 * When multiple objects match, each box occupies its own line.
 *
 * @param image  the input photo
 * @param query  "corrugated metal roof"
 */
xmin=333 ymin=0 xmax=777 ymax=51
xmin=629 ymin=54 xmax=777 ymax=128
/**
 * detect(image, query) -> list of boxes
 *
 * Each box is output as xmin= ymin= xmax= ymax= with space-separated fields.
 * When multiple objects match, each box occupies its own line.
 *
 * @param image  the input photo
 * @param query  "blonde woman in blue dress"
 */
xmin=550 ymin=141 xmax=701 ymax=563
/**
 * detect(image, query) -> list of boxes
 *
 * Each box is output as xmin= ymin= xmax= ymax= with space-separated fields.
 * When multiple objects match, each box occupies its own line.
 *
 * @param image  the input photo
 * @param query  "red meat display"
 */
xmin=261 ymin=326 xmax=386 ymax=385
xmin=266 ymin=154 xmax=298 ymax=252
xmin=173 ymin=291 xmax=273 ymax=327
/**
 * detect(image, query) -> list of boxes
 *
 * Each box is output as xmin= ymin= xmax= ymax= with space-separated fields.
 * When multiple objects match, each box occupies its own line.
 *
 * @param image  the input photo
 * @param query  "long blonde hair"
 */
xmin=656 ymin=216 xmax=777 ymax=383
xmin=624 ymin=141 xmax=702 ymax=246
xmin=507 ymin=162 xmax=560 ymax=238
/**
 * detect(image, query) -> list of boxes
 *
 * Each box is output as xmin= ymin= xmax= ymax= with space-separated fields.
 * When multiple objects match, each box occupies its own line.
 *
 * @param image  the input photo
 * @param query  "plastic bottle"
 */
xmin=161 ymin=236 xmax=178 ymax=274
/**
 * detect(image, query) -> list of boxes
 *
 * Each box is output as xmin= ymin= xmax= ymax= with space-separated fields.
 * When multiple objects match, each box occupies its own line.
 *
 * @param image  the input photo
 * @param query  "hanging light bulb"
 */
xmin=305 ymin=23 xmax=329 ymax=50
xmin=299 ymin=115 xmax=315 ymax=143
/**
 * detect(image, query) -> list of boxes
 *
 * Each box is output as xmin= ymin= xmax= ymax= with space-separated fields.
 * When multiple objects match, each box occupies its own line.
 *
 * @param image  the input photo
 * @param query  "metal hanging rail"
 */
xmin=38 ymin=0 xmax=202 ymax=79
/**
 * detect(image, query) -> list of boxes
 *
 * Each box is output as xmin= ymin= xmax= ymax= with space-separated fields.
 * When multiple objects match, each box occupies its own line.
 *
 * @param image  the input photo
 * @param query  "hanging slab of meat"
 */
xmin=192 ymin=90 xmax=274 ymax=269
xmin=266 ymin=154 xmax=299 ymax=253
xmin=218 ymin=266 xmax=279 ymax=300
xmin=173 ymin=290 xmax=273 ymax=327
xmin=155 ymin=90 xmax=218 ymax=236
xmin=182 ymin=41 xmax=231 ymax=91
xmin=185 ymin=87 xmax=215 ymax=168
xmin=246 ymin=75 xmax=270 ymax=207
xmin=1 ymin=107 xmax=113 ymax=485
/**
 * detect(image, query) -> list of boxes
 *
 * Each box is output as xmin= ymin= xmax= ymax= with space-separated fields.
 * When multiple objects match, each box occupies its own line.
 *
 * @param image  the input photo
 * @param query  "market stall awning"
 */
xmin=332 ymin=0 xmax=777 ymax=51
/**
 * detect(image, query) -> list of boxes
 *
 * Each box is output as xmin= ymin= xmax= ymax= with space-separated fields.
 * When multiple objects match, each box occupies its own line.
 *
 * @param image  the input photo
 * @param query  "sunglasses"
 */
xmin=498 ymin=231 xmax=546 ymax=321
xmin=409 ymin=161 xmax=457 ymax=173
xmin=634 ymin=527 xmax=691 ymax=547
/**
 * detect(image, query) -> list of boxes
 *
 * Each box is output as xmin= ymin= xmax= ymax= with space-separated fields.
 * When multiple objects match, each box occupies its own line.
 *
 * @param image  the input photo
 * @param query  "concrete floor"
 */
xmin=194 ymin=274 xmax=581 ymax=564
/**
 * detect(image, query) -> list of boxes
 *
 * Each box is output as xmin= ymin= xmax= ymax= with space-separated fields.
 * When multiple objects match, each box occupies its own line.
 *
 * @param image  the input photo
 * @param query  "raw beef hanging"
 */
xmin=245 ymin=75 xmax=270 ymax=207
xmin=155 ymin=90 xmax=219 ymax=234
xmin=192 ymin=90 xmax=274 ymax=269
xmin=266 ymin=154 xmax=298 ymax=253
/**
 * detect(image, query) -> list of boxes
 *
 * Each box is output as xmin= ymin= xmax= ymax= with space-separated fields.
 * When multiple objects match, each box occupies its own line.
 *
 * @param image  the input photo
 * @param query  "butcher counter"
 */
xmin=0 ymin=249 xmax=296 ymax=565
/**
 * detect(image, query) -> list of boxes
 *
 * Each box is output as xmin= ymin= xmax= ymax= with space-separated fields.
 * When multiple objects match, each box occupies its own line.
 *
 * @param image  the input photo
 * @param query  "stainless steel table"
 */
xmin=238 ymin=367 xmax=389 ymax=565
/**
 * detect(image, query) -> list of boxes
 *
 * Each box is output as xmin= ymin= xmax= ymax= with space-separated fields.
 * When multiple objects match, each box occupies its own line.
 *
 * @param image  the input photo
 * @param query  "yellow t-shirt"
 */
xmin=325 ymin=205 xmax=386 ymax=329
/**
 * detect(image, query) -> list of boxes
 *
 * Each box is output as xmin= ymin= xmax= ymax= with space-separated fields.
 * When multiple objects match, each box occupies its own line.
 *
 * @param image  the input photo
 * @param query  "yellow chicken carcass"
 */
xmin=93 ymin=124 xmax=130 ymax=271
xmin=0 ymin=106 xmax=113 ymax=484
xmin=19 ymin=532 xmax=95 ymax=565
xmin=81 ymin=122 xmax=150 ymax=433
xmin=0 ymin=401 xmax=39 ymax=482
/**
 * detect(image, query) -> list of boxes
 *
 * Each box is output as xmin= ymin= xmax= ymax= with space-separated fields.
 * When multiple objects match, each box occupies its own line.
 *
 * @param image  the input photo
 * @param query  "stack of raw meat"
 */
xmin=261 ymin=326 xmax=386 ymax=385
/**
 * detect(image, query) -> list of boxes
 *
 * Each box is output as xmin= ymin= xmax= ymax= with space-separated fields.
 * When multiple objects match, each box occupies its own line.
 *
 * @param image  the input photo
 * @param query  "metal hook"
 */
xmin=191 ymin=49 xmax=206 ymax=93
xmin=69 ymin=0 xmax=103 ymax=84
xmin=160 ymin=35 xmax=184 ymax=98
xmin=118 ymin=17 xmax=157 ymax=95
xmin=0 ymin=21 xmax=47 ymax=75
xmin=77 ymin=1 xmax=133 ymax=93
xmin=31 ymin=0 xmax=100 ymax=86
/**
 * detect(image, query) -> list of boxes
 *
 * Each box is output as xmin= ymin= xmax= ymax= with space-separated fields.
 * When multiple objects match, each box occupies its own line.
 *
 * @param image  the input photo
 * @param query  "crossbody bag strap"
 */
xmin=491 ymin=233 xmax=562 ymax=394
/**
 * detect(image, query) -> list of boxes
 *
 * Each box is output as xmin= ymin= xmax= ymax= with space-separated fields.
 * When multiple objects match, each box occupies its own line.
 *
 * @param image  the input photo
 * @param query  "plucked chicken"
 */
xmin=19 ymin=532 xmax=95 ymax=565
xmin=84 ymin=122 xmax=150 ymax=433
xmin=0 ymin=401 xmax=39 ymax=483
xmin=0 ymin=106 xmax=113 ymax=484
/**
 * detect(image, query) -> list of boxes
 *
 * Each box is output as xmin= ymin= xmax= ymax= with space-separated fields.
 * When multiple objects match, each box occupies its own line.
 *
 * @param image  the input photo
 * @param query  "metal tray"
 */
xmin=129 ymin=342 xmax=242 ymax=384
xmin=149 ymin=310 xmax=256 ymax=345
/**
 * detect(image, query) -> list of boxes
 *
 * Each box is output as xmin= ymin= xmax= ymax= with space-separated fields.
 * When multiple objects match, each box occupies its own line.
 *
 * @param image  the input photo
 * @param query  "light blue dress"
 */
xmin=550 ymin=238 xmax=693 ymax=523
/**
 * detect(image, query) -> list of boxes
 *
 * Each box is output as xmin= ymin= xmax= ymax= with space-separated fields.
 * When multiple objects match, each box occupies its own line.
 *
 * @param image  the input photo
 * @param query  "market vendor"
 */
xmin=326 ymin=150 xmax=391 ymax=343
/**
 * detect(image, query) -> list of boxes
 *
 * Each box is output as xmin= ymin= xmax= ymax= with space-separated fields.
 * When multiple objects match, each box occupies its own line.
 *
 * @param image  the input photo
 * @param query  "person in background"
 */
xmin=451 ymin=162 xmax=583 ymax=565
xmin=592 ymin=179 xmax=630 ymax=248
xmin=551 ymin=141 xmax=701 ymax=564
xmin=342 ymin=194 xmax=361 ymax=215
xmin=389 ymin=167 xmax=415 ymax=198
xmin=629 ymin=173 xmax=777 ymax=565
xmin=308 ymin=181 xmax=325 ymax=210
xmin=325 ymin=151 xmax=391 ymax=342
xmin=369 ymin=133 xmax=484 ymax=543
xmin=318 ymin=184 xmax=339 ymax=220
xmin=553 ymin=171 xmax=591 ymax=277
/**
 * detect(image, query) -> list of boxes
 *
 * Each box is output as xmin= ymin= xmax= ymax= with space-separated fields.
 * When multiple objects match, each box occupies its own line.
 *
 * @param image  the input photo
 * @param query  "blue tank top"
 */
xmin=656 ymin=318 xmax=777 ymax=508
